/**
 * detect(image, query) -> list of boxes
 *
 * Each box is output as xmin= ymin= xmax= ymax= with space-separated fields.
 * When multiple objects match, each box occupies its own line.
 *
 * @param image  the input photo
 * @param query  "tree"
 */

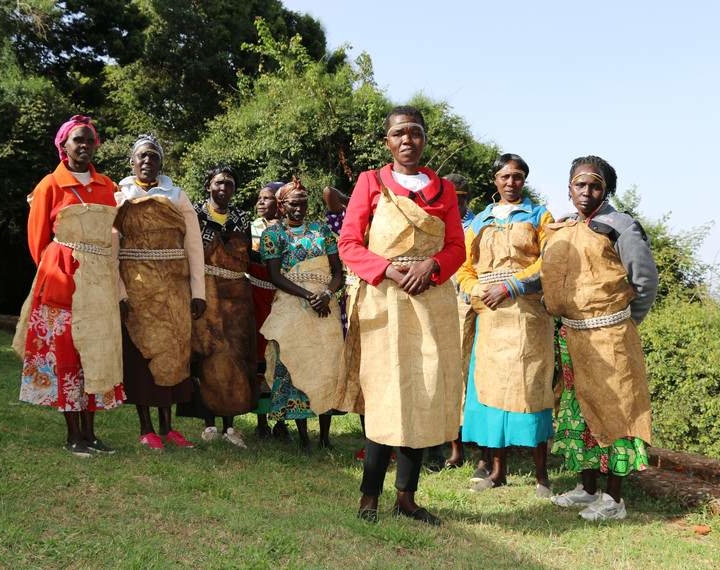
xmin=103 ymin=1 xmax=327 ymax=150
xmin=179 ymin=19 xmax=499 ymax=216
xmin=0 ymin=40 xmax=71 ymax=312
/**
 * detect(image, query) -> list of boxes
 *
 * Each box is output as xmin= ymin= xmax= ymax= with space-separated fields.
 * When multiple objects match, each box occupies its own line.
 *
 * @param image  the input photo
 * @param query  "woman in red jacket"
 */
xmin=338 ymin=106 xmax=465 ymax=525
xmin=16 ymin=115 xmax=124 ymax=457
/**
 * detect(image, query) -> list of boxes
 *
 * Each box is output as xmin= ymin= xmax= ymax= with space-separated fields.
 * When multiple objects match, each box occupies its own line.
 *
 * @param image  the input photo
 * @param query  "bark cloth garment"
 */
xmin=457 ymin=198 xmax=555 ymax=447
xmin=338 ymin=166 xmax=465 ymax=449
xmin=14 ymin=162 xmax=124 ymax=411
xmin=189 ymin=216 xmax=257 ymax=417
xmin=115 ymin=176 xmax=204 ymax=405
xmin=259 ymin=235 xmax=344 ymax=416
xmin=541 ymin=218 xmax=653 ymax=447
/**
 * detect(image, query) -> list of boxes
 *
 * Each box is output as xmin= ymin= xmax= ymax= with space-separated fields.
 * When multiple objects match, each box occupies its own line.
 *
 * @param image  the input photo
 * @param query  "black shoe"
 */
xmin=64 ymin=441 xmax=93 ymax=458
xmin=391 ymin=504 xmax=441 ymax=526
xmin=255 ymin=425 xmax=272 ymax=439
xmin=272 ymin=422 xmax=292 ymax=443
xmin=357 ymin=507 xmax=378 ymax=523
xmin=86 ymin=438 xmax=116 ymax=454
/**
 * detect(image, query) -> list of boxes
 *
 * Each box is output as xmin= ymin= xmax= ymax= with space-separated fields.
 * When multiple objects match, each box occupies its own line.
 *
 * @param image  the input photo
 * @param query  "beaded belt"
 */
xmin=247 ymin=275 xmax=276 ymax=290
xmin=118 ymin=248 xmax=186 ymax=260
xmin=53 ymin=237 xmax=111 ymax=256
xmin=391 ymin=255 xmax=428 ymax=269
xmin=561 ymin=306 xmax=632 ymax=330
xmin=204 ymin=264 xmax=247 ymax=280
xmin=478 ymin=269 xmax=517 ymax=284
xmin=284 ymin=272 xmax=331 ymax=286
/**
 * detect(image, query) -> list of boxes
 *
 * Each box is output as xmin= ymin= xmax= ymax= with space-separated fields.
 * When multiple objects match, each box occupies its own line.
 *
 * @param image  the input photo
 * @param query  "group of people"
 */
xmin=14 ymin=106 xmax=658 ymax=526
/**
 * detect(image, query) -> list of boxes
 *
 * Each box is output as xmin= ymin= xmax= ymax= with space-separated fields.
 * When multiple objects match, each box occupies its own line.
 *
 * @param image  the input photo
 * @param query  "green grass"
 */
xmin=1 ymin=329 xmax=718 ymax=569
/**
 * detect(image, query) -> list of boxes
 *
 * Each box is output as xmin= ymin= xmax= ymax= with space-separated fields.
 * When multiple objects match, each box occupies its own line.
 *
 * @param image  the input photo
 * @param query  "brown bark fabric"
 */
xmin=116 ymin=196 xmax=191 ymax=387
xmin=260 ymin=255 xmax=344 ymax=415
xmin=353 ymin=187 xmax=462 ymax=448
xmin=469 ymin=222 xmax=554 ymax=413
xmin=14 ymin=204 xmax=123 ymax=394
xmin=542 ymin=220 xmax=652 ymax=446
xmin=336 ymin=278 xmax=366 ymax=414
xmin=192 ymin=234 xmax=257 ymax=416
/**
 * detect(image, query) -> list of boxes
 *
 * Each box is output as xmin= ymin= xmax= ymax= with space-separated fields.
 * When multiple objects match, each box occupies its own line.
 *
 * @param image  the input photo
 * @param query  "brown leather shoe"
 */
xmin=323 ymin=186 xmax=349 ymax=213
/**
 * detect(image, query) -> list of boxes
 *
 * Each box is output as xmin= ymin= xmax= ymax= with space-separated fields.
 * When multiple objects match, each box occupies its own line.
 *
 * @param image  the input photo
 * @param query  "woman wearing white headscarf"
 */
xmin=115 ymin=134 xmax=206 ymax=450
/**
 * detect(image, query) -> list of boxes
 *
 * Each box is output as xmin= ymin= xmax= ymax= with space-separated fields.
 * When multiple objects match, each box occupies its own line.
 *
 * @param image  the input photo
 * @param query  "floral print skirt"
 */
xmin=20 ymin=302 xmax=125 ymax=412
xmin=267 ymin=359 xmax=314 ymax=421
xmin=552 ymin=327 xmax=648 ymax=477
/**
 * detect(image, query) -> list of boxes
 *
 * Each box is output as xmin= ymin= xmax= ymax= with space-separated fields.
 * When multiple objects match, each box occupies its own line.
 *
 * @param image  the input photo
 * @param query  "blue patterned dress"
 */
xmin=260 ymin=221 xmax=338 ymax=420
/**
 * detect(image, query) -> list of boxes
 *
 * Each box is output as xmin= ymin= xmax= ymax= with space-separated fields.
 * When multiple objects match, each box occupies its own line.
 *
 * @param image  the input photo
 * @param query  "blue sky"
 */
xmin=284 ymin=0 xmax=719 ymax=271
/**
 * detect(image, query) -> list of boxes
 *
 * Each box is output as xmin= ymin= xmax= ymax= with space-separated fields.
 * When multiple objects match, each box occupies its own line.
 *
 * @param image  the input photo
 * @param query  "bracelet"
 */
xmin=321 ymin=288 xmax=333 ymax=299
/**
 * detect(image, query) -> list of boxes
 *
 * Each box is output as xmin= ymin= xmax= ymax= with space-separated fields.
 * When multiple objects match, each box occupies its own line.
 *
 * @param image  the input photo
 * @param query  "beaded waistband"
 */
xmin=561 ymin=306 xmax=632 ymax=330
xmin=390 ymin=255 xmax=428 ymax=269
xmin=478 ymin=269 xmax=517 ymax=284
xmin=118 ymin=248 xmax=186 ymax=260
xmin=53 ymin=237 xmax=111 ymax=256
xmin=284 ymin=272 xmax=331 ymax=286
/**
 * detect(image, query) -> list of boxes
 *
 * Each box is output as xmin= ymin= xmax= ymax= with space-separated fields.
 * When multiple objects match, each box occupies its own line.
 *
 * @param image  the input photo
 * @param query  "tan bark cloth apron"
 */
xmin=260 ymin=255 xmax=344 ymax=415
xmin=192 ymin=234 xmax=257 ymax=415
xmin=13 ymin=204 xmax=122 ymax=394
xmin=469 ymin=222 xmax=554 ymax=412
xmin=115 ymin=196 xmax=191 ymax=387
xmin=541 ymin=219 xmax=652 ymax=446
xmin=351 ymin=186 xmax=462 ymax=448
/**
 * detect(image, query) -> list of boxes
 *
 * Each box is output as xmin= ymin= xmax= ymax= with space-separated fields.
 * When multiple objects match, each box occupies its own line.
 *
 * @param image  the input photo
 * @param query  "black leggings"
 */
xmin=360 ymin=438 xmax=424 ymax=496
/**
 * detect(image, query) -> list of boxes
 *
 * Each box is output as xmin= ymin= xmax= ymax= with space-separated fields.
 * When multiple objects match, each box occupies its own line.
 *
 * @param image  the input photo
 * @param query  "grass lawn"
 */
xmin=1 ymin=329 xmax=718 ymax=569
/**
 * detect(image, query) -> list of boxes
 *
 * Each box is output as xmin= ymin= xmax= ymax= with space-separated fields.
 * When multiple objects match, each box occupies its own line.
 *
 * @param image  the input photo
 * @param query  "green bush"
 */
xmin=641 ymin=297 xmax=720 ymax=458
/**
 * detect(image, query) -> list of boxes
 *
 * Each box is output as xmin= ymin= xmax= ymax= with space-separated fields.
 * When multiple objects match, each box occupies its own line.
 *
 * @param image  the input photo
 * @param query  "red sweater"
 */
xmin=28 ymin=162 xmax=116 ymax=308
xmin=338 ymin=164 xmax=465 ymax=286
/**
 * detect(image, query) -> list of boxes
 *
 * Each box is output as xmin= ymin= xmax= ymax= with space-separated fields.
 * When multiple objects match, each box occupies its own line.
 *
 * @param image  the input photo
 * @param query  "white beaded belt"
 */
xmin=391 ymin=255 xmax=428 ymax=268
xmin=284 ymin=272 xmax=331 ymax=286
xmin=561 ymin=306 xmax=632 ymax=330
xmin=204 ymin=264 xmax=247 ymax=280
xmin=247 ymin=275 xmax=276 ymax=290
xmin=204 ymin=264 xmax=277 ymax=289
xmin=118 ymin=248 xmax=186 ymax=260
xmin=53 ymin=237 xmax=111 ymax=256
xmin=478 ymin=269 xmax=517 ymax=284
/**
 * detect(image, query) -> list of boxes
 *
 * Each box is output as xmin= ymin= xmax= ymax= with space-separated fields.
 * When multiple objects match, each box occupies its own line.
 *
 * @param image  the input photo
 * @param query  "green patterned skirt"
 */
xmin=552 ymin=327 xmax=649 ymax=477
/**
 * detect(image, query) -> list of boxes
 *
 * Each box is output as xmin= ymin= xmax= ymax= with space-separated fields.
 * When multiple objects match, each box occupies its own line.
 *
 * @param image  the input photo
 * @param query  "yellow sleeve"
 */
xmin=508 ymin=210 xmax=554 ymax=290
xmin=455 ymin=227 xmax=479 ymax=295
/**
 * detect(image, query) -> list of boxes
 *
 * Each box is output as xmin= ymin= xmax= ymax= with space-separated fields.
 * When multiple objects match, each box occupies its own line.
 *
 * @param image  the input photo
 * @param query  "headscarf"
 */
xmin=54 ymin=115 xmax=99 ymax=162
xmin=276 ymin=176 xmax=308 ymax=205
xmin=130 ymin=134 xmax=164 ymax=163
xmin=262 ymin=181 xmax=285 ymax=193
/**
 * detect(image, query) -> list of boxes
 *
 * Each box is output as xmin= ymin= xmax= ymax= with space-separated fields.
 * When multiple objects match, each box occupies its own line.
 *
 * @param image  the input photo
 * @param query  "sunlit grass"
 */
xmin=0 ymin=330 xmax=718 ymax=569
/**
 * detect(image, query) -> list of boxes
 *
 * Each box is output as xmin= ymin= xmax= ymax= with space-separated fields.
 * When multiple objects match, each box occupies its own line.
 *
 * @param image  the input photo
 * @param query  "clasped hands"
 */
xmin=385 ymin=258 xmax=439 ymax=295
xmin=306 ymin=290 xmax=331 ymax=318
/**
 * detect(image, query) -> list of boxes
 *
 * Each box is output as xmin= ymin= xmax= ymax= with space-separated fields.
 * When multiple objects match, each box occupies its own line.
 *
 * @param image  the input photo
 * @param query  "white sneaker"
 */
xmin=223 ymin=428 xmax=247 ymax=449
xmin=579 ymin=493 xmax=627 ymax=521
xmin=551 ymin=484 xmax=600 ymax=507
xmin=201 ymin=426 xmax=220 ymax=442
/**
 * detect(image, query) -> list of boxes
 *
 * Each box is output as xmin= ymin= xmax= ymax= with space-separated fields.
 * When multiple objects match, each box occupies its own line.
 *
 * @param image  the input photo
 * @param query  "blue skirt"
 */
xmin=462 ymin=320 xmax=553 ymax=448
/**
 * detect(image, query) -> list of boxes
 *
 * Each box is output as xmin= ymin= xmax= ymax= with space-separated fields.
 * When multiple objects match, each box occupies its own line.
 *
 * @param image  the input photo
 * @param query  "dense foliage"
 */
xmin=179 ymin=19 xmax=499 ymax=214
xmin=642 ymin=299 xmax=720 ymax=457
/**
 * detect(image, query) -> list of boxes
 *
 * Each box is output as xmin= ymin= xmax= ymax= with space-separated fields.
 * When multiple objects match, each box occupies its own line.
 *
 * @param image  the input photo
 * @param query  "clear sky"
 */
xmin=283 ymin=0 xmax=719 ymax=272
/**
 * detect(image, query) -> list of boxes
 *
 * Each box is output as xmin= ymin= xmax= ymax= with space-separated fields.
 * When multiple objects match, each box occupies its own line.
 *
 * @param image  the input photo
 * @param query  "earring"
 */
xmin=568 ymin=192 xmax=572 ymax=200
xmin=491 ymin=191 xmax=500 ymax=204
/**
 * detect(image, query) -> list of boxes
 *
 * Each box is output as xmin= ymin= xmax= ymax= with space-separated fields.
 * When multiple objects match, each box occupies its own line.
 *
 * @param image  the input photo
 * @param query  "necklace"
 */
xmin=287 ymin=223 xmax=309 ymax=239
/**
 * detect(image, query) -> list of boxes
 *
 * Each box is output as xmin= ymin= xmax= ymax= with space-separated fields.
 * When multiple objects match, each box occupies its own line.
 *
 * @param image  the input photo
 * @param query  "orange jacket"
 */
xmin=28 ymin=162 xmax=116 ymax=309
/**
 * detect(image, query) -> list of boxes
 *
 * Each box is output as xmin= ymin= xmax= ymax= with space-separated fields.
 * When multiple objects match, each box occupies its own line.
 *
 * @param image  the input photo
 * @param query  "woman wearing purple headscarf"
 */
xmin=14 ymin=115 xmax=125 ymax=457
